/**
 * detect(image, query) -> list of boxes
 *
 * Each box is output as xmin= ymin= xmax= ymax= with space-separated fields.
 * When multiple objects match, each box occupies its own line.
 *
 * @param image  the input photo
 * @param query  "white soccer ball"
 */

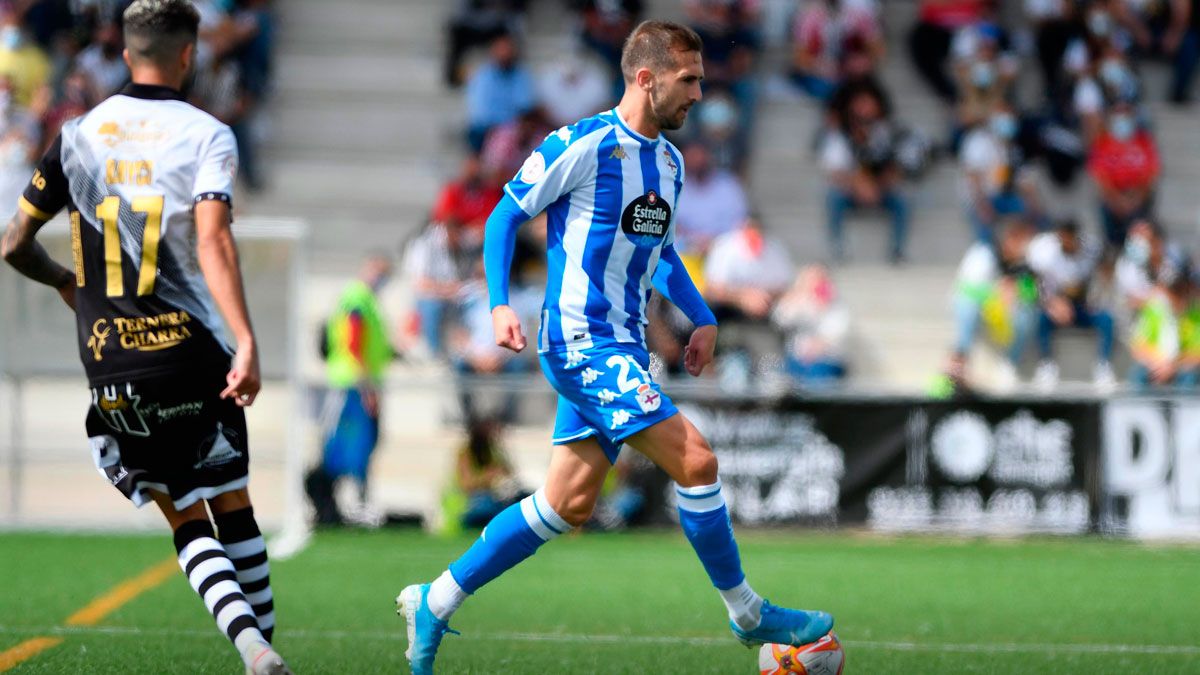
xmin=757 ymin=632 xmax=845 ymax=675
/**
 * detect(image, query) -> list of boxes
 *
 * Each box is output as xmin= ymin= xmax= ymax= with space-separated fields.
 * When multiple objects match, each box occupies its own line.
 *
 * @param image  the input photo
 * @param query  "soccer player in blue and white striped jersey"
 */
xmin=399 ymin=21 xmax=834 ymax=672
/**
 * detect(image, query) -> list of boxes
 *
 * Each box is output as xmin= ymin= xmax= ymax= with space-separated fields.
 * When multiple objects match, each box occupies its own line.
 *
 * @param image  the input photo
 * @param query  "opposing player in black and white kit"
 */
xmin=1 ymin=1 xmax=290 ymax=672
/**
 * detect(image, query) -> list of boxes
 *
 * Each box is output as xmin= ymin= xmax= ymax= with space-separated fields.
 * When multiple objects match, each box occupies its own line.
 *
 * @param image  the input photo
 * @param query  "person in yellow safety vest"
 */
xmin=315 ymin=254 xmax=395 ymax=526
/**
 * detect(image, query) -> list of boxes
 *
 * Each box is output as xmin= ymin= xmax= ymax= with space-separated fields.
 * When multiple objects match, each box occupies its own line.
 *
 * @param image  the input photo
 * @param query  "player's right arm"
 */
xmin=1 ymin=134 xmax=75 ymax=309
xmin=484 ymin=125 xmax=589 ymax=352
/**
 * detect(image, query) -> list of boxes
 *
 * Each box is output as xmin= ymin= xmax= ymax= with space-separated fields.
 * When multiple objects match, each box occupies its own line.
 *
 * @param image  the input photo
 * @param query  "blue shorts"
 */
xmin=539 ymin=343 xmax=678 ymax=463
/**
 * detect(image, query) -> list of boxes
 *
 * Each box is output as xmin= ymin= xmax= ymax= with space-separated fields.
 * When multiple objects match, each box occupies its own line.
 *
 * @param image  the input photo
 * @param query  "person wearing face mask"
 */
xmin=771 ymin=263 xmax=851 ymax=386
xmin=952 ymin=22 xmax=1016 ymax=147
xmin=464 ymin=31 xmax=535 ymax=151
xmin=1087 ymin=100 xmax=1159 ymax=247
xmin=673 ymin=141 xmax=748 ymax=254
xmin=75 ymin=20 xmax=130 ymax=98
xmin=821 ymin=83 xmax=909 ymax=263
xmin=1129 ymin=259 xmax=1200 ymax=390
xmin=0 ymin=11 xmax=50 ymax=109
xmin=959 ymin=100 xmax=1043 ymax=243
xmin=1114 ymin=218 xmax=1187 ymax=315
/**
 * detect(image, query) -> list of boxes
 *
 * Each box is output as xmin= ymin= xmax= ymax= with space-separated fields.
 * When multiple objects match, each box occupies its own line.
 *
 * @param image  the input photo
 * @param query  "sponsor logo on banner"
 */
xmin=869 ymin=408 xmax=1088 ymax=535
xmin=1103 ymin=399 xmax=1200 ymax=538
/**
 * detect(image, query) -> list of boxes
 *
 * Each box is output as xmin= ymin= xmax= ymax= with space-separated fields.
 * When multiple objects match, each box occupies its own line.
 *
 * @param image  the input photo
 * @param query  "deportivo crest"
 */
xmin=621 ymin=190 xmax=671 ymax=248
xmin=662 ymin=148 xmax=678 ymax=175
xmin=635 ymin=383 xmax=661 ymax=413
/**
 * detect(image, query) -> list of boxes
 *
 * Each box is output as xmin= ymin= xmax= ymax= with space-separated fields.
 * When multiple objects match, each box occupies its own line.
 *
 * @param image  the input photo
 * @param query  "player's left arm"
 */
xmin=652 ymin=243 xmax=717 ymax=377
xmin=193 ymin=126 xmax=259 ymax=407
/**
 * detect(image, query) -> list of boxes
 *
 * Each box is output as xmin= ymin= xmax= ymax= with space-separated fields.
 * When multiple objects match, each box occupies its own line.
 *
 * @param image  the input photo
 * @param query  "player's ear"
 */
xmin=636 ymin=67 xmax=655 ymax=92
xmin=181 ymin=42 xmax=195 ymax=75
xmin=122 ymin=47 xmax=132 ymax=70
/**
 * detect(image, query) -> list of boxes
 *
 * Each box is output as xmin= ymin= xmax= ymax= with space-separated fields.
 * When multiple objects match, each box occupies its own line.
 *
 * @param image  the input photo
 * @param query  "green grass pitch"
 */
xmin=2 ymin=529 xmax=1198 ymax=673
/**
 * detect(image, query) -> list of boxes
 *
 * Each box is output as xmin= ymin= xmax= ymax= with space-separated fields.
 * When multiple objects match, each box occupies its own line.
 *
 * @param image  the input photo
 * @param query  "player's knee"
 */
xmin=682 ymin=443 xmax=719 ymax=486
xmin=555 ymin=491 xmax=599 ymax=528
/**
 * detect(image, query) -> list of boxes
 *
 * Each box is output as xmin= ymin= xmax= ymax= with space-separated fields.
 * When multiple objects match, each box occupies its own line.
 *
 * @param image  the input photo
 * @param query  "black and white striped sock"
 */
xmin=215 ymin=507 xmax=275 ymax=643
xmin=173 ymin=520 xmax=266 ymax=658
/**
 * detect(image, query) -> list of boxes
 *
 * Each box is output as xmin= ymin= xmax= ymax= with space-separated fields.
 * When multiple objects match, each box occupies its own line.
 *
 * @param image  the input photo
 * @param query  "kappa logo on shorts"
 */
xmin=635 ymin=383 xmax=661 ymax=413
xmin=581 ymin=367 xmax=603 ymax=386
xmin=194 ymin=422 xmax=244 ymax=469
xmin=610 ymin=409 xmax=632 ymax=430
xmin=565 ymin=349 xmax=586 ymax=368
xmin=597 ymin=389 xmax=618 ymax=405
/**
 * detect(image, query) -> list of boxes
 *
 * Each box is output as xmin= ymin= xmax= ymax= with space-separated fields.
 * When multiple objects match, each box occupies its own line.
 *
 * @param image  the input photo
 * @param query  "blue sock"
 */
xmin=446 ymin=488 xmax=570 ymax=596
xmin=676 ymin=480 xmax=745 ymax=589
xmin=677 ymin=480 xmax=763 ymax=630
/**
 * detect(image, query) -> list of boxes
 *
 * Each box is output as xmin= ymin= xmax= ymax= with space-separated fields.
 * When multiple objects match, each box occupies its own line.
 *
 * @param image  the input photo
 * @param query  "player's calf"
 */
xmin=213 ymin=503 xmax=276 ymax=643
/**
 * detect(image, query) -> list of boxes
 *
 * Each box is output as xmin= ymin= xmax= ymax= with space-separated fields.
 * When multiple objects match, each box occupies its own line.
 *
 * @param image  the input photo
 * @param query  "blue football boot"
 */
xmin=398 ymin=583 xmax=458 ymax=674
xmin=730 ymin=600 xmax=834 ymax=647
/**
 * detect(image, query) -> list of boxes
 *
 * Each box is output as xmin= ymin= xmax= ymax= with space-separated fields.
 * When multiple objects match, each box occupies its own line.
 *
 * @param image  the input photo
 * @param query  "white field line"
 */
xmin=0 ymin=625 xmax=1197 ymax=656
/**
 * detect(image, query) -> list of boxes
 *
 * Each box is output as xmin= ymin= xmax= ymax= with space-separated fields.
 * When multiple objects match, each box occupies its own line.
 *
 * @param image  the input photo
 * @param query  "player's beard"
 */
xmin=649 ymin=82 xmax=690 ymax=131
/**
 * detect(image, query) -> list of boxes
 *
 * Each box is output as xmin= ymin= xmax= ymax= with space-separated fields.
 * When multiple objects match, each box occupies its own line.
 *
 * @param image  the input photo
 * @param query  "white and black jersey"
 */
xmin=19 ymin=83 xmax=237 ymax=386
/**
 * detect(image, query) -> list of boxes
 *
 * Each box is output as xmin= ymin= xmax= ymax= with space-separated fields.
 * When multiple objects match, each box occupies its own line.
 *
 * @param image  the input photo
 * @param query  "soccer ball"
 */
xmin=757 ymin=632 xmax=844 ymax=675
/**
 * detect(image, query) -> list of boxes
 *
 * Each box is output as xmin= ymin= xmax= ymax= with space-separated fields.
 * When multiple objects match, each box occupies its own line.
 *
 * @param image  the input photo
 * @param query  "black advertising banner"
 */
xmin=632 ymin=397 xmax=1102 ymax=535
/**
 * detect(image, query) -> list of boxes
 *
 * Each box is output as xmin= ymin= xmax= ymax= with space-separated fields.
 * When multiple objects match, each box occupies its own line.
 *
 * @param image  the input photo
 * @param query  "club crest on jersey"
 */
xmin=662 ymin=149 xmax=678 ymax=176
xmin=621 ymin=190 xmax=671 ymax=248
xmin=635 ymin=383 xmax=661 ymax=413
xmin=519 ymin=151 xmax=546 ymax=184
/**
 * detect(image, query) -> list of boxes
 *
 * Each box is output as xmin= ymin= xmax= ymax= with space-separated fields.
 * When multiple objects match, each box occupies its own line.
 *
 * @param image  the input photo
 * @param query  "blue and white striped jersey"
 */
xmin=504 ymin=108 xmax=685 ymax=354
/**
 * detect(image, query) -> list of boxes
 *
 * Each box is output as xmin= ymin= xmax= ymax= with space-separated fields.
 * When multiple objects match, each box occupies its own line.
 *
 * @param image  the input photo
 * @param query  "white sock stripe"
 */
xmin=533 ymin=488 xmax=572 ymax=533
xmin=178 ymin=537 xmax=223 ymax=563
xmin=243 ymin=588 xmax=273 ymax=606
xmin=203 ymin=580 xmax=246 ymax=613
xmin=222 ymin=536 xmax=266 ymax=560
xmin=675 ymin=481 xmax=726 ymax=513
xmin=519 ymin=497 xmax=559 ymax=541
xmin=188 ymin=557 xmax=236 ymax=591
xmin=256 ymin=610 xmax=276 ymax=628
xmin=214 ymin=598 xmax=255 ymax=633
xmin=236 ymin=561 xmax=270 ymax=582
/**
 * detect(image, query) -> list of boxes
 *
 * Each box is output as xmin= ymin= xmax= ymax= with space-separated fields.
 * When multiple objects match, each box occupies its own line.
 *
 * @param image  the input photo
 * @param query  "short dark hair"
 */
xmin=619 ymin=20 xmax=703 ymax=83
xmin=123 ymin=0 xmax=199 ymax=65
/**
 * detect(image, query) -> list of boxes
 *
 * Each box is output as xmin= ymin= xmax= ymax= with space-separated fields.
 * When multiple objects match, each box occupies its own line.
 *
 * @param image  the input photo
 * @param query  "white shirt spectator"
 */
xmin=1027 ymin=232 xmax=1101 ymax=298
xmin=819 ymin=131 xmax=855 ymax=174
xmin=705 ymin=228 xmax=795 ymax=295
xmin=404 ymin=223 xmax=459 ymax=288
xmin=74 ymin=45 xmax=128 ymax=97
xmin=673 ymin=169 xmax=749 ymax=252
xmin=536 ymin=55 xmax=609 ymax=128
xmin=957 ymin=242 xmax=1001 ymax=289
xmin=959 ymin=127 xmax=1022 ymax=199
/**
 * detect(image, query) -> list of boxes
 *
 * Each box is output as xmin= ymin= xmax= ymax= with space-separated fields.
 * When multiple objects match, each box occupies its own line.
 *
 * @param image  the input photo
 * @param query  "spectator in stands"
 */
xmin=947 ymin=217 xmax=1038 ymax=391
xmin=535 ymin=51 xmax=610 ymax=127
xmin=1072 ymin=48 xmax=1140 ymax=146
xmin=772 ymin=264 xmax=851 ymax=386
xmin=446 ymin=416 xmax=528 ymax=528
xmin=685 ymin=0 xmax=760 ymax=138
xmin=464 ymin=31 xmax=535 ymax=151
xmin=1027 ymin=220 xmax=1116 ymax=391
xmin=692 ymin=89 xmax=746 ymax=173
xmin=403 ymin=220 xmax=464 ymax=357
xmin=1087 ymin=98 xmax=1160 ymax=247
xmin=908 ymin=0 xmax=988 ymax=102
xmin=575 ymin=0 xmax=642 ymax=86
xmin=481 ymin=107 xmax=551 ymax=181
xmin=432 ymin=154 xmax=503 ymax=245
xmin=704 ymin=214 xmax=795 ymax=323
xmin=1130 ymin=259 xmax=1200 ymax=389
xmin=1165 ymin=0 xmax=1199 ymax=104
xmin=40 ymin=69 xmax=92 ymax=146
xmin=445 ymin=0 xmax=525 ymax=87
xmin=674 ymin=142 xmax=748 ymax=254
xmin=75 ymin=19 xmax=128 ymax=98
xmin=821 ymin=81 xmax=909 ymax=263
xmin=789 ymin=0 xmax=884 ymax=101
xmin=0 ymin=75 xmax=39 ymax=213
xmin=231 ymin=0 xmax=275 ymax=101
xmin=960 ymin=99 xmax=1044 ymax=243
xmin=451 ymin=267 xmax=531 ymax=423
xmin=316 ymin=254 xmax=396 ymax=528
xmin=952 ymin=21 xmax=1017 ymax=146
xmin=0 ymin=10 xmax=50 ymax=109
xmin=1115 ymin=218 xmax=1187 ymax=314
xmin=1025 ymin=0 xmax=1079 ymax=101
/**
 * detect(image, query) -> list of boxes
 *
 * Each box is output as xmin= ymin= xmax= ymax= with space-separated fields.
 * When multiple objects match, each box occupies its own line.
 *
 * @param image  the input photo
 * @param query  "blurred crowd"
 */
xmin=0 ymin=0 xmax=274 ymax=210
